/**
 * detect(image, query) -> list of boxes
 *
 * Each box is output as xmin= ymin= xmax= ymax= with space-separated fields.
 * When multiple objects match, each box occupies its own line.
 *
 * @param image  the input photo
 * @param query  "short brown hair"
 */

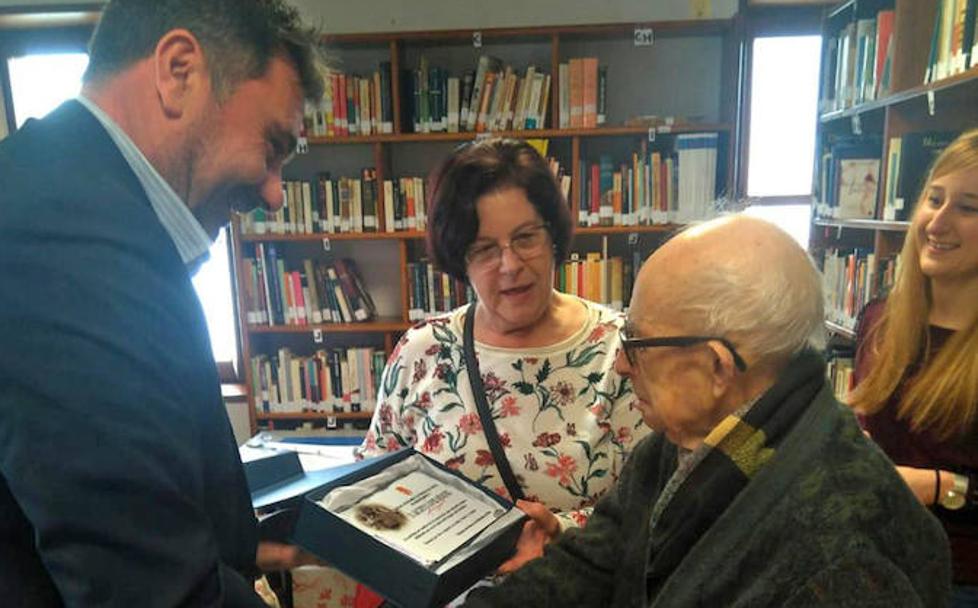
xmin=84 ymin=0 xmax=325 ymax=102
xmin=426 ymin=138 xmax=573 ymax=282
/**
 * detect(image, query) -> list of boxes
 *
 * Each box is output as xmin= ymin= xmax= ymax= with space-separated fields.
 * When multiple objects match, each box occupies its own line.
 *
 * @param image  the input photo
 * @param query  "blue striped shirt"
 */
xmin=75 ymin=96 xmax=212 ymax=265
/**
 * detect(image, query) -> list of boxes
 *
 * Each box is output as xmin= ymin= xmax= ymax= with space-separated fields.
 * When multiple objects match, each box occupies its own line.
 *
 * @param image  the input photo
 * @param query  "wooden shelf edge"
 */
xmin=306 ymin=124 xmax=733 ymax=146
xmin=575 ymin=224 xmax=683 ymax=235
xmin=813 ymin=218 xmax=910 ymax=232
xmin=256 ymin=411 xmax=374 ymax=421
xmin=240 ymin=231 xmax=425 ymax=242
xmin=825 ymin=320 xmax=857 ymax=340
xmin=820 ymin=66 xmax=978 ymax=123
xmin=248 ymin=319 xmax=412 ymax=333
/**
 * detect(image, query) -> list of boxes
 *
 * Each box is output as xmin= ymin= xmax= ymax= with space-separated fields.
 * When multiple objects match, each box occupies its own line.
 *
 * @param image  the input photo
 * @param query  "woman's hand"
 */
xmin=496 ymin=500 xmax=561 ymax=574
xmin=895 ymin=466 xmax=955 ymax=505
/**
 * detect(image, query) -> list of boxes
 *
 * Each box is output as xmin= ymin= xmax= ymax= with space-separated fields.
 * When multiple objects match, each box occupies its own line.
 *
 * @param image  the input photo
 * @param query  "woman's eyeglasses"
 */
xmin=465 ymin=223 xmax=551 ymax=271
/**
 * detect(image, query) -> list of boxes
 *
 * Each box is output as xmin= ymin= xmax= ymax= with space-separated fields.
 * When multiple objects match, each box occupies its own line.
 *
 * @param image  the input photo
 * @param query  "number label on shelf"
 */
xmin=647 ymin=128 xmax=656 ymax=143
xmin=296 ymin=136 xmax=309 ymax=155
xmin=927 ymin=90 xmax=936 ymax=116
xmin=628 ymin=232 xmax=639 ymax=246
xmin=634 ymin=28 xmax=654 ymax=47
xmin=850 ymin=114 xmax=862 ymax=136
xmin=327 ymin=415 xmax=338 ymax=429
xmin=313 ymin=329 xmax=323 ymax=343
xmin=322 ymin=238 xmax=331 ymax=251
xmin=472 ymin=31 xmax=482 ymax=48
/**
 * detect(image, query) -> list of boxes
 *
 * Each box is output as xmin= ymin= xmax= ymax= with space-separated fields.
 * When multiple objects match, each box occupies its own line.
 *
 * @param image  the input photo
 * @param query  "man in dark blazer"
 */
xmin=0 ymin=1 xmax=325 ymax=605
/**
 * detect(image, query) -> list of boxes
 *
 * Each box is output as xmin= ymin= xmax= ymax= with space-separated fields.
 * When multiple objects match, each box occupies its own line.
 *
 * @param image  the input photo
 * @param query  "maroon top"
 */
xmin=854 ymin=300 xmax=978 ymax=585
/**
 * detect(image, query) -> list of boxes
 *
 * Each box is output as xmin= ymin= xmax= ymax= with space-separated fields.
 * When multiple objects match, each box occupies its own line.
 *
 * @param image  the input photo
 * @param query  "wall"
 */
xmin=0 ymin=0 xmax=738 ymax=32
xmin=295 ymin=0 xmax=737 ymax=33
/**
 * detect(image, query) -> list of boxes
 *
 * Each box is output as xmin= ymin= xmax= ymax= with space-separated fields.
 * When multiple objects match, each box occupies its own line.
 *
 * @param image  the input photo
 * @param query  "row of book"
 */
xmin=822 ymin=248 xmax=900 ymax=331
xmin=403 ymin=56 xmax=553 ymax=134
xmin=406 ymin=260 xmax=476 ymax=321
xmin=827 ymin=353 xmax=855 ymax=402
xmin=250 ymin=347 xmax=385 ymax=414
xmin=304 ymin=65 xmax=395 ymax=138
xmin=821 ymin=9 xmax=895 ymax=113
xmin=577 ymin=133 xmax=720 ymax=227
xmin=240 ymin=173 xmax=429 ymax=235
xmin=555 ymin=250 xmax=641 ymax=312
xmin=815 ymin=130 xmax=957 ymax=222
xmin=925 ymin=0 xmax=978 ymax=84
xmin=242 ymin=249 xmax=377 ymax=326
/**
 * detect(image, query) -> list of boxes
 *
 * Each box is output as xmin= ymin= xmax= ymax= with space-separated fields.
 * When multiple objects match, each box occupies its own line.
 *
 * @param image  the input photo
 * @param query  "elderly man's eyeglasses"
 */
xmin=465 ymin=223 xmax=551 ymax=271
xmin=619 ymin=331 xmax=748 ymax=372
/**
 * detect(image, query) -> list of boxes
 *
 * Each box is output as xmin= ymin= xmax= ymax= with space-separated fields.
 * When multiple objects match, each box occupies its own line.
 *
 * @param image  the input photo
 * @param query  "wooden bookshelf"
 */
xmin=812 ymin=0 xmax=978 ymax=397
xmin=231 ymin=19 xmax=741 ymax=434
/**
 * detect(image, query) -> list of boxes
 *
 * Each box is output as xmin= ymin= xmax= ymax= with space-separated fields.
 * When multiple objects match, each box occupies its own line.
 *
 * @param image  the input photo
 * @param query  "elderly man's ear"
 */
xmin=154 ymin=28 xmax=208 ymax=118
xmin=709 ymin=341 xmax=740 ymax=398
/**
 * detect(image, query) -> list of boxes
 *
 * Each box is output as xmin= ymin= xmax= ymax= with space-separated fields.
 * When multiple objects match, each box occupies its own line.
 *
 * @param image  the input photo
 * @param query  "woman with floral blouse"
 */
xmin=296 ymin=139 xmax=643 ymax=608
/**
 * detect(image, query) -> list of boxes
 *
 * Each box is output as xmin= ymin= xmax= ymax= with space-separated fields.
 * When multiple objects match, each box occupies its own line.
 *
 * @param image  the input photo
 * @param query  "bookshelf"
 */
xmin=812 ymin=0 xmax=978 ymax=396
xmin=231 ymin=19 xmax=741 ymax=435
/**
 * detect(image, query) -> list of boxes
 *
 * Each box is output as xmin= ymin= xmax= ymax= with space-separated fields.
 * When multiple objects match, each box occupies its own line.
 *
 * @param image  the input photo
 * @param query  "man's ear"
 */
xmin=709 ymin=341 xmax=738 ymax=398
xmin=154 ymin=29 xmax=208 ymax=118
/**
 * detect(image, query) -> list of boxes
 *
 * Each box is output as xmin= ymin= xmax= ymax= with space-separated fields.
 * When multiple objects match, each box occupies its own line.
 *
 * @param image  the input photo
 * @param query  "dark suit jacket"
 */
xmin=0 ymin=101 xmax=264 ymax=607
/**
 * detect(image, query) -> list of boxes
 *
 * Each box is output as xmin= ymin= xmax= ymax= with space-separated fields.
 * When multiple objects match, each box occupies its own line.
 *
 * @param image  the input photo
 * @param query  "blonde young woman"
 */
xmin=851 ymin=128 xmax=978 ymax=606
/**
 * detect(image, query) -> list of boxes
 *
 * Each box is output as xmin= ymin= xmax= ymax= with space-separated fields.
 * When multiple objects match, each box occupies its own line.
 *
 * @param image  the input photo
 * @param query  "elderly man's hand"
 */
xmin=496 ymin=500 xmax=561 ymax=574
xmin=256 ymin=542 xmax=324 ymax=571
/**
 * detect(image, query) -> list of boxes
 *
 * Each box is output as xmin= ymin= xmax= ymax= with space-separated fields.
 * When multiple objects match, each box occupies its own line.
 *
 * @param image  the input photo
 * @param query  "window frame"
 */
xmin=736 ymin=3 xmax=826 ymax=205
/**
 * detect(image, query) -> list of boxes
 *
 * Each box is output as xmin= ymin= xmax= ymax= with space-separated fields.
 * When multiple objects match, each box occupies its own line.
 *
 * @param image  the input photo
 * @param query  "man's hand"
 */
xmin=256 ymin=542 xmax=324 ymax=571
xmin=496 ymin=500 xmax=561 ymax=574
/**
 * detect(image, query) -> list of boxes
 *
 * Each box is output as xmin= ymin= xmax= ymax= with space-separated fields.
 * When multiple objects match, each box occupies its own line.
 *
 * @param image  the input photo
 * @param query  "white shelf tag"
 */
xmin=322 ymin=237 xmax=331 ymax=251
xmin=927 ymin=90 xmax=936 ymax=116
xmin=313 ymin=329 xmax=323 ymax=343
xmin=634 ymin=28 xmax=653 ymax=47
xmin=472 ymin=31 xmax=482 ymax=48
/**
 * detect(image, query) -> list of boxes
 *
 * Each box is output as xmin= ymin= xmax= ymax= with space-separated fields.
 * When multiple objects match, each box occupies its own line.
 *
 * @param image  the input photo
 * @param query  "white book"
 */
xmin=446 ymin=77 xmax=460 ymax=133
xmin=383 ymin=179 xmax=396 ymax=232
xmin=558 ymin=63 xmax=569 ymax=129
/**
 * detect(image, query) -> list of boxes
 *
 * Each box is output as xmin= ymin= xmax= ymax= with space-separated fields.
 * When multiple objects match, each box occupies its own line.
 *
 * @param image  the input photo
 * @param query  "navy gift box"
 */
xmin=293 ymin=448 xmax=526 ymax=608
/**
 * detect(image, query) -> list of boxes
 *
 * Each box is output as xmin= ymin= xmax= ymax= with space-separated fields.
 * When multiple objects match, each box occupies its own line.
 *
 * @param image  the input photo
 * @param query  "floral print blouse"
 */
xmin=357 ymin=298 xmax=648 ymax=522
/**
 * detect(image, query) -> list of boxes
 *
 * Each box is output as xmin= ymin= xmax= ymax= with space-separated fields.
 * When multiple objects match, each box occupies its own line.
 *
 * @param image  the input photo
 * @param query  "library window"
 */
xmin=5 ymin=51 xmax=240 ymax=373
xmin=746 ymin=35 xmax=822 ymax=198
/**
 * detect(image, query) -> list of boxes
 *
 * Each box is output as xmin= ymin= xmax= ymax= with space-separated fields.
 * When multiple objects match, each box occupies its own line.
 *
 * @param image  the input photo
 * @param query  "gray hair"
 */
xmin=669 ymin=218 xmax=826 ymax=365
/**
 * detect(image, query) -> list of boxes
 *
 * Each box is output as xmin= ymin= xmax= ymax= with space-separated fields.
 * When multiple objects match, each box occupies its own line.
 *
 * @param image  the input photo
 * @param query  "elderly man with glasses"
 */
xmin=466 ymin=214 xmax=951 ymax=607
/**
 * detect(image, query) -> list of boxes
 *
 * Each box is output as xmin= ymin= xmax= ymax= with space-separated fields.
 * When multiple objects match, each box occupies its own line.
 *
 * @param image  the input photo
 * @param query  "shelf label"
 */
xmin=322 ymin=237 xmax=331 ymax=251
xmin=313 ymin=329 xmax=323 ymax=343
xmin=472 ymin=31 xmax=482 ymax=48
xmin=627 ymin=232 xmax=639 ymax=246
xmin=850 ymin=114 xmax=862 ymax=136
xmin=296 ymin=136 xmax=309 ymax=154
xmin=647 ymin=128 xmax=656 ymax=143
xmin=927 ymin=90 xmax=936 ymax=116
xmin=327 ymin=415 xmax=338 ymax=429
xmin=634 ymin=27 xmax=654 ymax=47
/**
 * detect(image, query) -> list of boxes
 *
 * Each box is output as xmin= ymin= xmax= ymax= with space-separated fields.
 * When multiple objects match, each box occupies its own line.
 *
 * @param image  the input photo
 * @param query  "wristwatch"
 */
xmin=939 ymin=473 xmax=970 ymax=510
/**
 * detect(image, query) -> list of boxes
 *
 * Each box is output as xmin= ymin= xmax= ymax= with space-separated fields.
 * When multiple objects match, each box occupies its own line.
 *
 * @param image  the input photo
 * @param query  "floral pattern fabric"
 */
xmin=357 ymin=298 xmax=648 ymax=515
xmin=297 ymin=299 xmax=648 ymax=608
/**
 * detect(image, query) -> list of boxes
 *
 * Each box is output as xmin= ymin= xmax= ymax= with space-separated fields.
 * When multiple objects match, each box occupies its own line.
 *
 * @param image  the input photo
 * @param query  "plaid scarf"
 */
xmin=645 ymin=350 xmax=826 ymax=602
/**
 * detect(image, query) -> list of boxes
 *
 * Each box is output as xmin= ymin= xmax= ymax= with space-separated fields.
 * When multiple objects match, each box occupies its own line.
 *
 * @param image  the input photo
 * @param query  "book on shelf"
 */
xmin=251 ymin=347 xmax=385 ymax=416
xmin=816 ymin=136 xmax=881 ymax=220
xmin=555 ymin=241 xmax=632 ymax=312
xmin=242 ymin=251 xmax=377 ymax=327
xmin=821 ymin=9 xmax=895 ymax=113
xmin=304 ymin=64 xmax=393 ymax=138
xmin=239 ymin=172 xmax=428 ymax=235
xmin=926 ymin=0 xmax=978 ymax=83
xmin=577 ymin=133 xmax=719 ymax=227
xmin=406 ymin=261 xmax=476 ymax=321
xmin=400 ymin=55 xmax=552 ymax=134
xmin=881 ymin=131 xmax=958 ymax=221
xmin=821 ymin=247 xmax=900 ymax=331
xmin=827 ymin=352 xmax=855 ymax=401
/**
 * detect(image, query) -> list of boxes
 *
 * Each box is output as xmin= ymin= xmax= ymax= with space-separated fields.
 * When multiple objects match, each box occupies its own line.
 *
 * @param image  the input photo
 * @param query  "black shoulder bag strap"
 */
xmin=463 ymin=304 xmax=525 ymax=501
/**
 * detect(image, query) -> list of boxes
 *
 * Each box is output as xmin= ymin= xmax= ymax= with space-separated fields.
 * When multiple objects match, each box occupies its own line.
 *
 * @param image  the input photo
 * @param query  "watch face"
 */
xmin=941 ymin=490 xmax=966 ymax=510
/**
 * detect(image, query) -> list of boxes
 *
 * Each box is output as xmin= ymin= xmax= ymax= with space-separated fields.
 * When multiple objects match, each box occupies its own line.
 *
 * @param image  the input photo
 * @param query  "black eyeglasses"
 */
xmin=619 ymin=331 xmax=748 ymax=372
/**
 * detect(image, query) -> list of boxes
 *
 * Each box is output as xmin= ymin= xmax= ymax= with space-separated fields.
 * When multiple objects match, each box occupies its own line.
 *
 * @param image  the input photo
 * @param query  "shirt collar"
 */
xmin=75 ymin=95 xmax=212 ymax=265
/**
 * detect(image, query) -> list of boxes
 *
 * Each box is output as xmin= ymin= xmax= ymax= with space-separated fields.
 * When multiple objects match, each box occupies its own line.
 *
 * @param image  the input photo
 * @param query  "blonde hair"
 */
xmin=849 ymin=129 xmax=978 ymax=439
